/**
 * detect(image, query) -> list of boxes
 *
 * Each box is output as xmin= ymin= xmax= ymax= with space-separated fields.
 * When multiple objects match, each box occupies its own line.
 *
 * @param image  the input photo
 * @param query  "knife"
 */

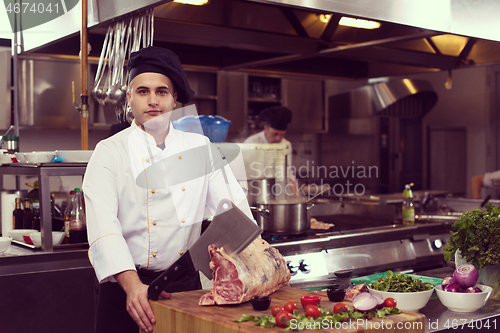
xmin=148 ymin=198 xmax=262 ymax=300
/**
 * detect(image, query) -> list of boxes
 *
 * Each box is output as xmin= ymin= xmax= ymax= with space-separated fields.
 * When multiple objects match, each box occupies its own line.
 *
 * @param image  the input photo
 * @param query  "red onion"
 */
xmin=441 ymin=276 xmax=456 ymax=288
xmin=353 ymin=292 xmax=378 ymax=312
xmin=370 ymin=293 xmax=384 ymax=309
xmin=465 ymin=286 xmax=482 ymax=293
xmin=444 ymin=283 xmax=462 ymax=293
xmin=454 ymin=264 xmax=479 ymax=288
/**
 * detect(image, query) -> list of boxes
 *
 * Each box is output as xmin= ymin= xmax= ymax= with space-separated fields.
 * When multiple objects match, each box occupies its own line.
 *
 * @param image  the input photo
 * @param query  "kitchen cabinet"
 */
xmin=183 ymin=69 xmax=218 ymax=116
xmin=217 ymin=72 xmax=326 ymax=138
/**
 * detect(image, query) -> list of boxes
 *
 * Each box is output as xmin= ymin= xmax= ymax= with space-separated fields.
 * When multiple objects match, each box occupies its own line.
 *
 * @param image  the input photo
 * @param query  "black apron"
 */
xmin=94 ymin=266 xmax=201 ymax=333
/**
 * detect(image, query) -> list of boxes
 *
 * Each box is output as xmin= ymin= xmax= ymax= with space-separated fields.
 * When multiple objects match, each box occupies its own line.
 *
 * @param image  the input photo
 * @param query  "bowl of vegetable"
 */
xmin=435 ymin=284 xmax=492 ymax=312
xmin=435 ymin=264 xmax=492 ymax=312
xmin=367 ymin=271 xmax=435 ymax=312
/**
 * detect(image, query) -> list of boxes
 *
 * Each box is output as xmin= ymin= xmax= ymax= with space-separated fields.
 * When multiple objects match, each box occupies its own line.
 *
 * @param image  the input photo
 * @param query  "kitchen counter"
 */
xmin=411 ymin=267 xmax=500 ymax=332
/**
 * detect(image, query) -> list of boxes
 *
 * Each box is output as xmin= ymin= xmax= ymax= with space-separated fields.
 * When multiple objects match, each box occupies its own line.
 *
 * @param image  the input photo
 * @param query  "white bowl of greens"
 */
xmin=367 ymin=271 xmax=435 ymax=312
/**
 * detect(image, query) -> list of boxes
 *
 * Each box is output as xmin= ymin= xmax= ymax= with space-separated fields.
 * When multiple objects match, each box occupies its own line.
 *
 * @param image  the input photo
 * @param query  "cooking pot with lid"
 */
xmin=252 ymin=199 xmax=313 ymax=234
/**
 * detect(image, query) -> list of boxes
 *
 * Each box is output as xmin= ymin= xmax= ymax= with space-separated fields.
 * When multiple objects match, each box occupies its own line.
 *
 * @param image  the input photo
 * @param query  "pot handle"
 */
xmin=306 ymin=203 xmax=315 ymax=210
xmin=250 ymin=207 xmax=270 ymax=215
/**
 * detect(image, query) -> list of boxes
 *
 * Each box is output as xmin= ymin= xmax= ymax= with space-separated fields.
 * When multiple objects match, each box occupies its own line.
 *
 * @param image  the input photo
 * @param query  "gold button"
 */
xmin=182 ymin=187 xmax=185 ymax=191
xmin=146 ymin=158 xmax=150 ymax=163
xmin=178 ymin=155 xmax=182 ymax=159
xmin=179 ymin=251 xmax=184 ymax=255
xmin=181 ymin=219 xmax=185 ymax=223
xmin=151 ymin=189 xmax=155 ymax=194
xmin=152 ymin=221 xmax=157 ymax=226
xmin=152 ymin=253 xmax=157 ymax=257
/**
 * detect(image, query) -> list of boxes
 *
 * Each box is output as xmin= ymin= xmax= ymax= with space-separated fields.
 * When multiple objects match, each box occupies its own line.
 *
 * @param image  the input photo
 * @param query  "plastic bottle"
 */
xmin=63 ymin=190 xmax=75 ymax=241
xmin=402 ymin=183 xmax=415 ymax=225
xmin=13 ymin=197 xmax=24 ymax=229
xmin=69 ymin=188 xmax=87 ymax=243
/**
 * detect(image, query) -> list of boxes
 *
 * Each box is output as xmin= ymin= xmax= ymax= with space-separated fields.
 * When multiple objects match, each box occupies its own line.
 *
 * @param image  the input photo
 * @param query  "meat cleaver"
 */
xmin=148 ymin=199 xmax=262 ymax=300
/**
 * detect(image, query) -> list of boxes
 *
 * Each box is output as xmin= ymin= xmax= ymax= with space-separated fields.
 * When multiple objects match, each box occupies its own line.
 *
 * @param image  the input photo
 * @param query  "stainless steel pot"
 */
xmin=246 ymin=178 xmax=275 ymax=206
xmin=251 ymin=199 xmax=313 ymax=234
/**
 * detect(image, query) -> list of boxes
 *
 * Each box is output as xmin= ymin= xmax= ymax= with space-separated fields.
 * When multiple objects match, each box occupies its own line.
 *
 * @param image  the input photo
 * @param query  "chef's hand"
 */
xmin=115 ymin=270 xmax=172 ymax=332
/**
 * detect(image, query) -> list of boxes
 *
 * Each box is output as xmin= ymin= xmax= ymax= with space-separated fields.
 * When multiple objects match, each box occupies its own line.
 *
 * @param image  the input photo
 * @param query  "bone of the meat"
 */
xmin=199 ymin=238 xmax=290 ymax=305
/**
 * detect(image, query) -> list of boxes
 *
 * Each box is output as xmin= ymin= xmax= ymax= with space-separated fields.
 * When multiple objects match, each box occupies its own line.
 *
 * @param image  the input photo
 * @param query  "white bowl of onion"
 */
xmin=436 ymin=264 xmax=493 ymax=312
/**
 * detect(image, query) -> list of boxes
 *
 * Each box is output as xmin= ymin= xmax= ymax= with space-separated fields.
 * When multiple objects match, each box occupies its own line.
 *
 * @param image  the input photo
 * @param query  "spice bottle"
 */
xmin=402 ymin=183 xmax=415 ymax=225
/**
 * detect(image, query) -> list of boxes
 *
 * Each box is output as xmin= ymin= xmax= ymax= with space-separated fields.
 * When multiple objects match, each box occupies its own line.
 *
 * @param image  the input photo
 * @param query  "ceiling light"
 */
xmin=319 ymin=14 xmax=331 ymax=24
xmin=173 ymin=0 xmax=209 ymax=5
xmin=339 ymin=17 xmax=381 ymax=29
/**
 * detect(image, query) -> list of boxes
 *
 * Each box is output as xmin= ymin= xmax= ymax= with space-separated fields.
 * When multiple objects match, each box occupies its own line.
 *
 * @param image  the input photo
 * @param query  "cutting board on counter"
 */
xmin=146 ymin=286 xmax=425 ymax=333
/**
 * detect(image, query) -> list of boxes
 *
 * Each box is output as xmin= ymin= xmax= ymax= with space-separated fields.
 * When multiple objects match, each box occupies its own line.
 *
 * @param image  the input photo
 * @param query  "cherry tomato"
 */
xmin=275 ymin=311 xmax=292 ymax=328
xmin=305 ymin=304 xmax=322 ymax=318
xmin=284 ymin=301 xmax=298 ymax=314
xmin=384 ymin=297 xmax=397 ymax=308
xmin=271 ymin=305 xmax=284 ymax=317
xmin=333 ymin=302 xmax=348 ymax=314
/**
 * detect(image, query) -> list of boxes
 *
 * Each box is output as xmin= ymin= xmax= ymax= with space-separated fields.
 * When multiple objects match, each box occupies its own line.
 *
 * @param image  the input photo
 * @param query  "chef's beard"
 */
xmin=143 ymin=111 xmax=172 ymax=132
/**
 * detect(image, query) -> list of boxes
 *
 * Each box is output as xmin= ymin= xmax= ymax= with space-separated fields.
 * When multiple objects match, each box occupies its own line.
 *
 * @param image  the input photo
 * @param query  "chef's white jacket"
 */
xmin=83 ymin=121 xmax=253 ymax=283
xmin=244 ymin=130 xmax=296 ymax=183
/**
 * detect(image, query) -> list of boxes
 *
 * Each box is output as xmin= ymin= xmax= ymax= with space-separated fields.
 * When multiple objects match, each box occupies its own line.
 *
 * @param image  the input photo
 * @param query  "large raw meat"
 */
xmin=199 ymin=238 xmax=291 ymax=305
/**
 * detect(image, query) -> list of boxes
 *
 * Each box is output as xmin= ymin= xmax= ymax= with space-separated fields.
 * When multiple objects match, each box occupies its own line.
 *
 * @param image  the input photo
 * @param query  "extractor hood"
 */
xmin=22 ymin=0 xmax=500 ymax=80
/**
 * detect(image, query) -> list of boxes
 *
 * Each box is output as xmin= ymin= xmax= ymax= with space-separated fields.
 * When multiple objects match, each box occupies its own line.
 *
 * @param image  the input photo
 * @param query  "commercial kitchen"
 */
xmin=1 ymin=0 xmax=500 ymax=332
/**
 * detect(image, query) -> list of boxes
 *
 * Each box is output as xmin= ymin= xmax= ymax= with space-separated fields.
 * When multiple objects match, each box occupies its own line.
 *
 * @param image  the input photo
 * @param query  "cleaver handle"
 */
xmin=147 ymin=251 xmax=194 ymax=301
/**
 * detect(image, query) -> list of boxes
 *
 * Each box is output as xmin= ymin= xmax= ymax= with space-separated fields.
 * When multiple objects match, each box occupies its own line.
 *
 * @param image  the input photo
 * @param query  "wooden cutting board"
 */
xmin=145 ymin=286 xmax=425 ymax=333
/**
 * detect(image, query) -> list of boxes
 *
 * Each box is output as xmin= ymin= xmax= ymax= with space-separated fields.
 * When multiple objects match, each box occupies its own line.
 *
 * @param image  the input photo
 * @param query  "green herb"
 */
xmin=234 ymin=306 xmax=401 ymax=330
xmin=369 ymin=270 xmax=434 ymax=292
xmin=443 ymin=203 xmax=500 ymax=270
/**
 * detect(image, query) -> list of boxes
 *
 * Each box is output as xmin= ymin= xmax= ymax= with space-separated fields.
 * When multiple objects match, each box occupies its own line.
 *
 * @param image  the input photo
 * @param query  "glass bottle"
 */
xmin=69 ymin=188 xmax=87 ymax=243
xmin=23 ymin=198 xmax=33 ymax=229
xmin=64 ymin=190 xmax=75 ymax=241
xmin=402 ymin=183 xmax=415 ymax=225
xmin=13 ymin=197 xmax=24 ymax=229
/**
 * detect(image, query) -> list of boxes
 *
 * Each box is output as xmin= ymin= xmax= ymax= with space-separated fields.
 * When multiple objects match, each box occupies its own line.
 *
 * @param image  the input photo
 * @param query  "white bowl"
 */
xmin=435 ymin=284 xmax=492 ymax=312
xmin=0 ymin=154 xmax=13 ymax=164
xmin=55 ymin=150 xmax=93 ymax=163
xmin=8 ymin=229 xmax=38 ymax=242
xmin=14 ymin=152 xmax=27 ymax=163
xmin=29 ymin=231 xmax=65 ymax=247
xmin=0 ymin=236 xmax=11 ymax=253
xmin=24 ymin=151 xmax=56 ymax=164
xmin=367 ymin=286 xmax=434 ymax=312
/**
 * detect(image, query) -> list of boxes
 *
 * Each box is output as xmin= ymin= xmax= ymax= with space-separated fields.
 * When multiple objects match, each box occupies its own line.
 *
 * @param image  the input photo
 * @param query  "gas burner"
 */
xmin=261 ymin=232 xmax=309 ymax=243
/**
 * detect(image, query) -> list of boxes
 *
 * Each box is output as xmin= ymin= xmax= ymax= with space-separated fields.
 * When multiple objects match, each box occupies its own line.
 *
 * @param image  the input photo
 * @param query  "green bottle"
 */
xmin=402 ymin=183 xmax=415 ymax=225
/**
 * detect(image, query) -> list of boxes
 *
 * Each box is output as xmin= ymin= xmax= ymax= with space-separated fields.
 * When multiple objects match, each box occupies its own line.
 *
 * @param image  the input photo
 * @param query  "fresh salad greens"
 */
xmin=369 ymin=271 xmax=434 ymax=292
xmin=235 ymin=306 xmax=401 ymax=330
xmin=443 ymin=203 xmax=500 ymax=270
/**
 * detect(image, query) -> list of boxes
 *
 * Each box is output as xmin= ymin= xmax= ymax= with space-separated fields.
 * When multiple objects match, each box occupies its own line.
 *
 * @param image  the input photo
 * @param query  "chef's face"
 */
xmin=127 ymin=72 xmax=177 ymax=128
xmin=264 ymin=125 xmax=286 ymax=143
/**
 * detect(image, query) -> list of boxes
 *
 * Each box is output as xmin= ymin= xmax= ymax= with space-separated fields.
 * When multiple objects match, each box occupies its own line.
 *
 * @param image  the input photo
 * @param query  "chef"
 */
xmin=244 ymin=106 xmax=298 ymax=193
xmin=471 ymin=170 xmax=500 ymax=199
xmin=82 ymin=46 xmax=253 ymax=333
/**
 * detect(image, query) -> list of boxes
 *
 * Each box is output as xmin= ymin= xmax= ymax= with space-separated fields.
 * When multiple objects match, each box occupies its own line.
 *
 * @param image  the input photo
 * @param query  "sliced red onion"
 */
xmin=441 ymin=276 xmax=456 ymax=288
xmin=353 ymin=292 xmax=378 ymax=312
xmin=454 ymin=264 xmax=479 ymax=288
xmin=370 ymin=293 xmax=384 ymax=309
xmin=465 ymin=286 xmax=482 ymax=293
xmin=444 ymin=283 xmax=462 ymax=293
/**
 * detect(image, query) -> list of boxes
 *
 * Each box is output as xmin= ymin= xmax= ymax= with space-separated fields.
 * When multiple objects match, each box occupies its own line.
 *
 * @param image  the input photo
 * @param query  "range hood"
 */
xmin=328 ymin=78 xmax=437 ymax=134
xmin=22 ymin=0 xmax=500 ymax=80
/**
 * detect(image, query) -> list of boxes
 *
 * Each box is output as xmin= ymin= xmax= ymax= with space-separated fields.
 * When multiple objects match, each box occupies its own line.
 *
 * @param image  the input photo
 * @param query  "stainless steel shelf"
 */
xmin=0 ymin=163 xmax=87 ymax=252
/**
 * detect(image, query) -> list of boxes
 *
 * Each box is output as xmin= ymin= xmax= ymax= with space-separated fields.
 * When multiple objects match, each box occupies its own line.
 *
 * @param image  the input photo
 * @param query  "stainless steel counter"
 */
xmin=416 ymin=267 xmax=500 ymax=332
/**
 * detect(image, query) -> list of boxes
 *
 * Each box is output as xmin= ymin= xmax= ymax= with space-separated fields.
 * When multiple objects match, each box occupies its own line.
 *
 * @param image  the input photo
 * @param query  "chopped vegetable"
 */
xmin=443 ymin=204 xmax=500 ymax=270
xmin=441 ymin=276 xmax=456 ymax=288
xmin=352 ymin=293 xmax=378 ymax=312
xmin=369 ymin=271 xmax=434 ymax=292
xmin=444 ymin=283 xmax=462 ymax=293
xmin=465 ymin=286 xmax=482 ymax=293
